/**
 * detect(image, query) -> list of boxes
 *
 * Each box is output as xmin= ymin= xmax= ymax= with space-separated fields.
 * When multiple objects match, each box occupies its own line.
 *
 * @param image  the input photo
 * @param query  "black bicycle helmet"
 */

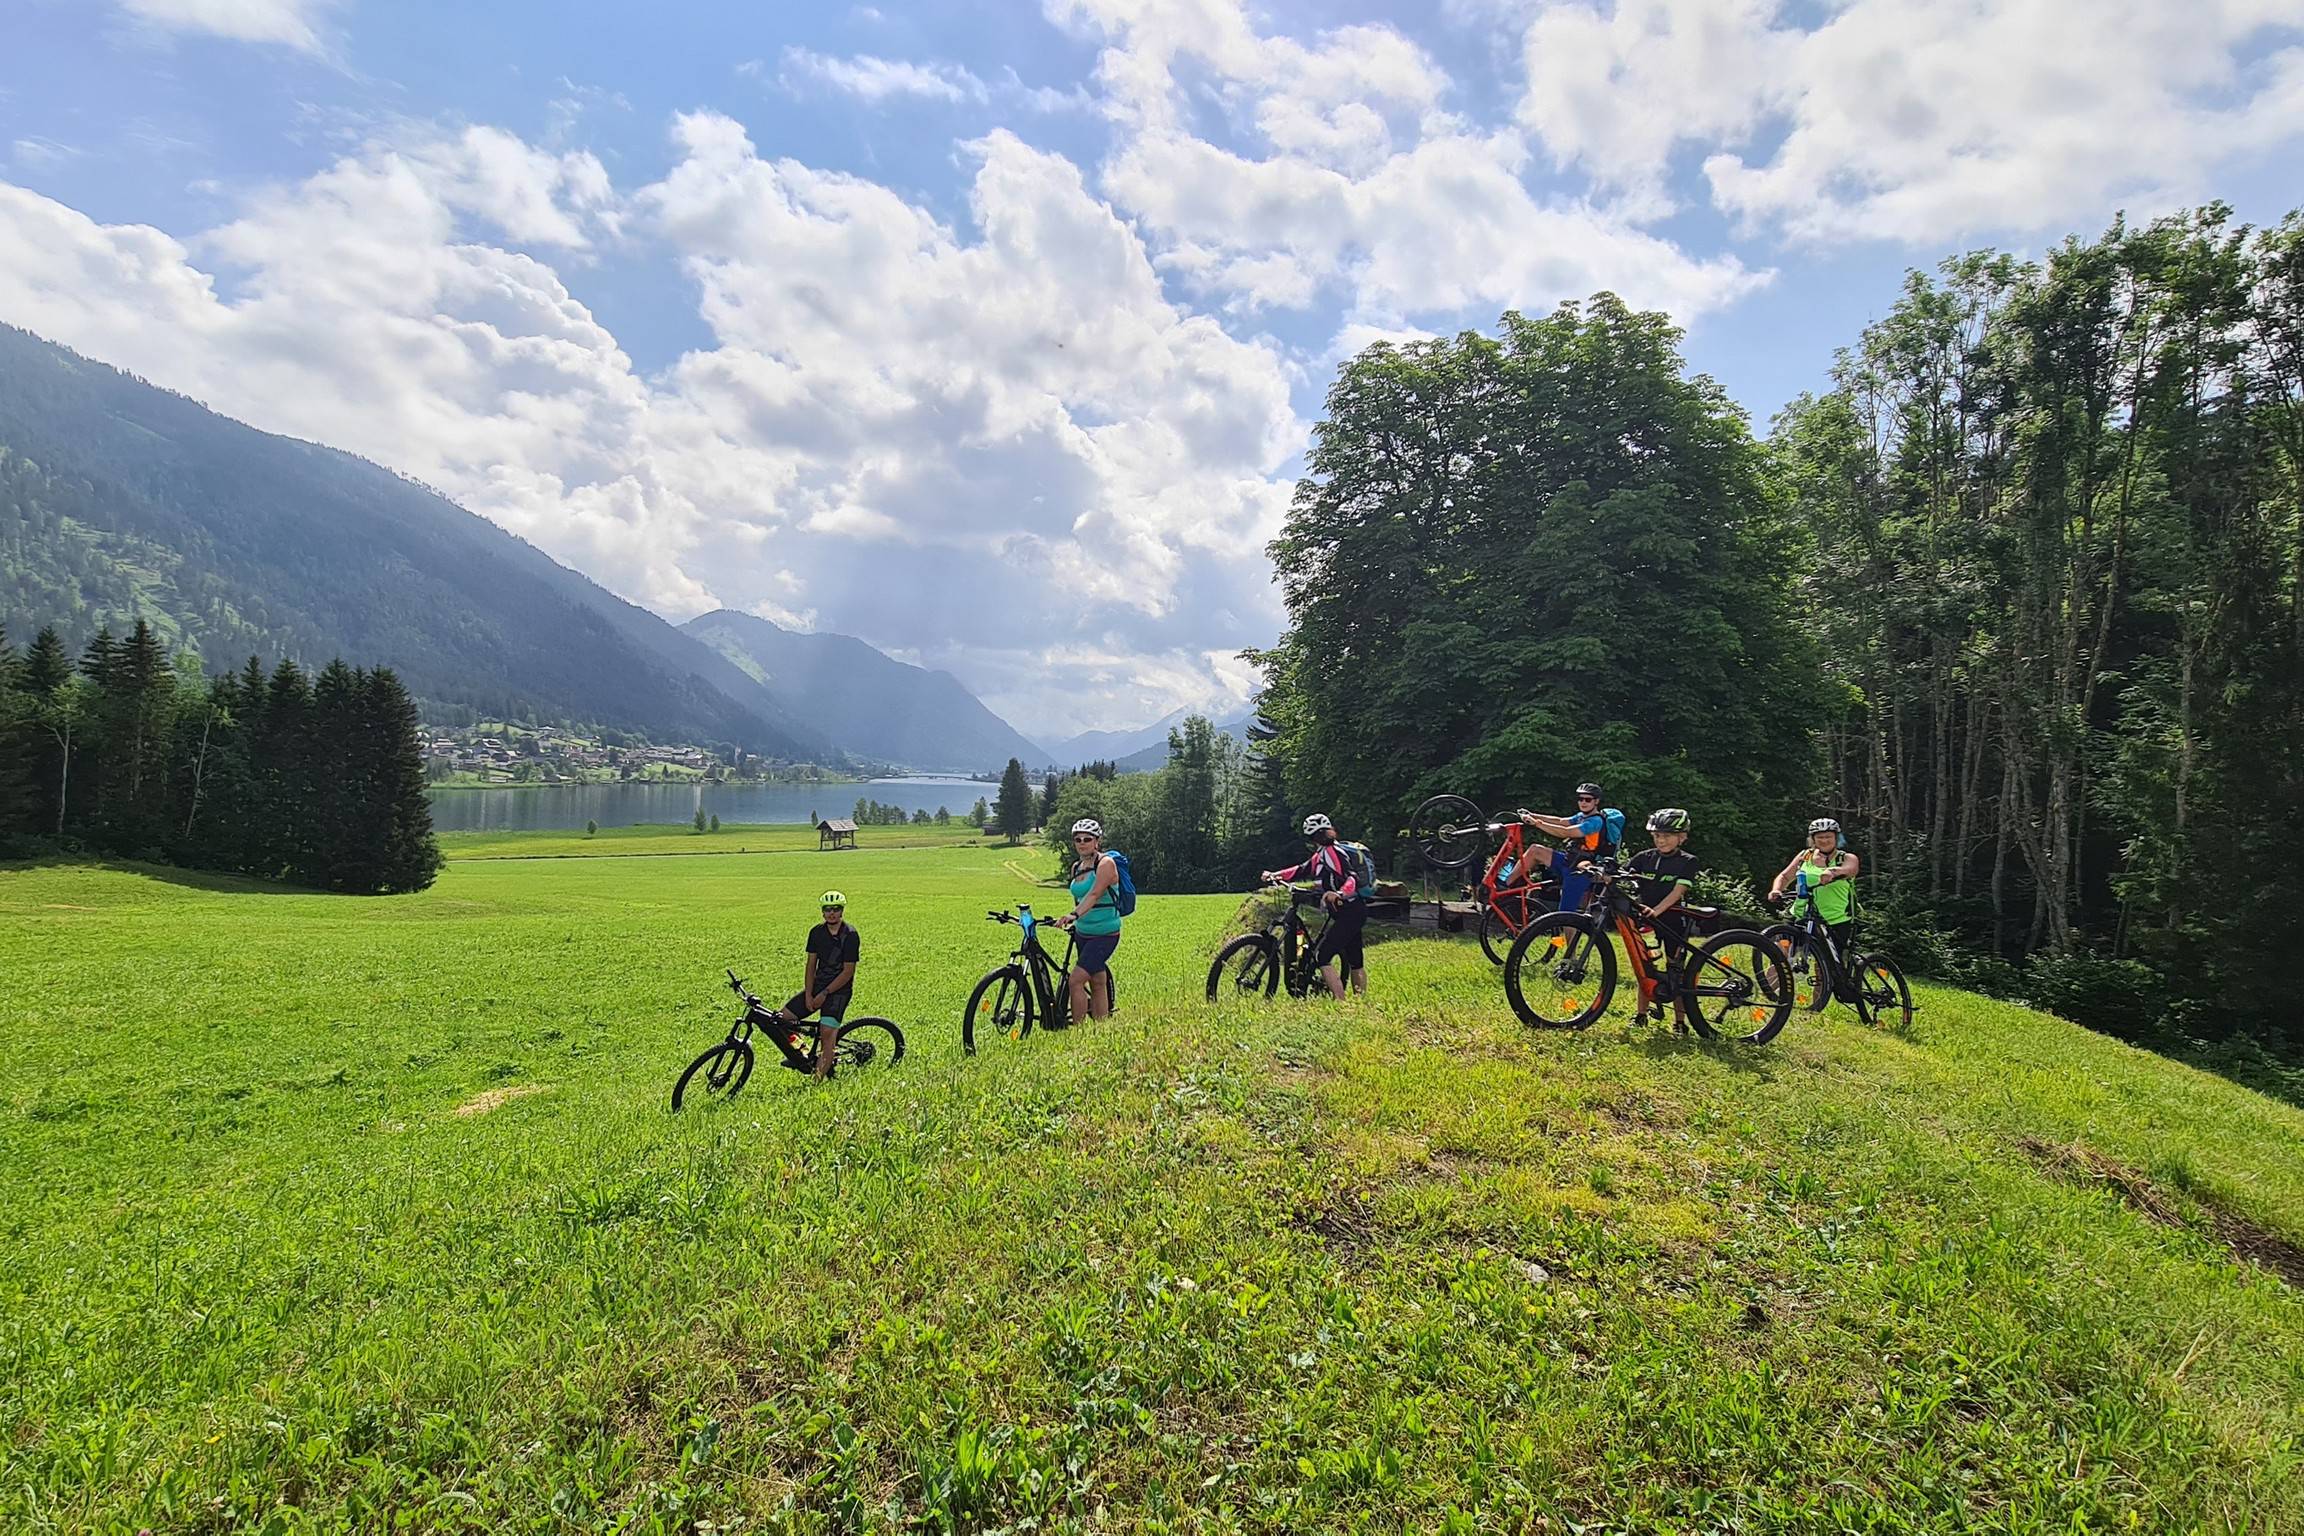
xmin=1646 ymin=807 xmax=1690 ymax=833
xmin=1575 ymin=782 xmax=1603 ymax=799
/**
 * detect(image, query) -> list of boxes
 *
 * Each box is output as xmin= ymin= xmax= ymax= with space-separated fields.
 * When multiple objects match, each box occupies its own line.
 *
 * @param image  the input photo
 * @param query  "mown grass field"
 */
xmin=4 ymin=831 xmax=2303 ymax=1533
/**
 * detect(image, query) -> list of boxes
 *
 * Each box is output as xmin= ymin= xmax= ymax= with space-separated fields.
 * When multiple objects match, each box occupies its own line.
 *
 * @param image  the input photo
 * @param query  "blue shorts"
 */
xmin=1071 ymin=932 xmax=1120 ymax=974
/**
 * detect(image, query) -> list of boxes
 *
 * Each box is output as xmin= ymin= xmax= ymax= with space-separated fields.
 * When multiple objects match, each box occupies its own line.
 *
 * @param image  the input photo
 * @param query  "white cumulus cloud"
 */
xmin=0 ymin=113 xmax=1300 ymax=728
xmin=1050 ymin=0 xmax=1768 ymax=329
xmin=1514 ymin=0 xmax=2304 ymax=242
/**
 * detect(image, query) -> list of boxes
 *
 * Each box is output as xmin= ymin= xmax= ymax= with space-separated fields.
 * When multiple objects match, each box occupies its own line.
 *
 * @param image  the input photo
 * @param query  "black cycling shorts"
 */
xmin=784 ymin=989 xmax=851 ymax=1025
xmin=1314 ymin=899 xmax=1367 ymax=972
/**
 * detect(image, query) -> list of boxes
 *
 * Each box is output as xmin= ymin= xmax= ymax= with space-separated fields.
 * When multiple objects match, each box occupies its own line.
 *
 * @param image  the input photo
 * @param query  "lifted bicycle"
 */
xmin=964 ymin=905 xmax=1120 ymax=1052
xmin=1205 ymin=881 xmax=1341 ymax=1001
xmin=670 ymin=970 xmax=906 ymax=1109
xmin=1501 ymin=857 xmax=1794 ymax=1043
xmin=1410 ymin=794 xmax=1574 ymax=963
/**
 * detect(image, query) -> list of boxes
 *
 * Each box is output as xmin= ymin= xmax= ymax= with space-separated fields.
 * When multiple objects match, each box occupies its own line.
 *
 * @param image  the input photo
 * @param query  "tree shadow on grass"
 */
xmin=0 ymin=853 xmax=323 ymax=897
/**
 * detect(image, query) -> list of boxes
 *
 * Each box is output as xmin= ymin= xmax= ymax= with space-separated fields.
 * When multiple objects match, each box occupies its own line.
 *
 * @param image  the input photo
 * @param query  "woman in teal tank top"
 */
xmin=1054 ymin=817 xmax=1122 ymax=1024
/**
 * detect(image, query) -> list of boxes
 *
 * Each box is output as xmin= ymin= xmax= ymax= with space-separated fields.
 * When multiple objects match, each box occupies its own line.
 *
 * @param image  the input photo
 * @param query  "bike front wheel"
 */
xmin=833 ymin=1017 xmax=906 ymax=1070
xmin=1682 ymin=929 xmax=1793 ymax=1044
xmin=1759 ymin=923 xmax=1832 ymax=1012
xmin=1411 ymin=794 xmax=1488 ymax=871
xmin=671 ymin=1039 xmax=754 ymax=1110
xmin=1502 ymin=912 xmax=1616 ymax=1029
xmin=1852 ymin=953 xmax=1915 ymax=1031
xmin=1208 ymin=934 xmax=1280 ymax=1001
xmin=963 ymin=966 xmax=1033 ymax=1054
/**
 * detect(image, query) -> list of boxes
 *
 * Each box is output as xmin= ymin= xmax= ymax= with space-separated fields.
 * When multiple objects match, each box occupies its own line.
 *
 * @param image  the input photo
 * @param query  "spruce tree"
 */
xmin=258 ymin=660 xmax=313 ymax=881
xmin=309 ymin=660 xmax=367 ymax=889
xmin=364 ymin=669 xmax=442 ymax=893
xmin=0 ymin=628 xmax=36 ymax=837
xmin=995 ymin=758 xmax=1034 ymax=845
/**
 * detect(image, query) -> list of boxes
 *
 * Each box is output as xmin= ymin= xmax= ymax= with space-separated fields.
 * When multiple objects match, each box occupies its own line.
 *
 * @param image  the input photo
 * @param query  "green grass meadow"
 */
xmin=4 ymin=833 xmax=2303 ymax=1532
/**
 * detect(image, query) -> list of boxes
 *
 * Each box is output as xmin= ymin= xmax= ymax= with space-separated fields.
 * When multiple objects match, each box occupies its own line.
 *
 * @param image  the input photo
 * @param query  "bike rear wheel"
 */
xmin=833 ymin=1017 xmax=906 ymax=1070
xmin=1682 ymin=929 xmax=1793 ymax=1044
xmin=1852 ymin=953 xmax=1915 ymax=1031
xmin=1208 ymin=934 xmax=1280 ymax=1001
xmin=1411 ymin=794 xmax=1488 ymax=871
xmin=1502 ymin=912 xmax=1616 ymax=1029
xmin=1759 ymin=923 xmax=1832 ymax=1012
xmin=962 ymin=966 xmax=1033 ymax=1054
xmin=671 ymin=1039 xmax=754 ymax=1110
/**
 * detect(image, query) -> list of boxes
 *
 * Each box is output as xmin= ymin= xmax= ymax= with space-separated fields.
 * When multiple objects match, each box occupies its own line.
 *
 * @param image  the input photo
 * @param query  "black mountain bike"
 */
xmin=963 ymin=904 xmax=1120 ymax=1053
xmin=1758 ymin=872 xmax=1915 ymax=1029
xmin=1206 ymin=883 xmax=1338 ymax=1001
xmin=671 ymin=970 xmax=906 ymax=1109
xmin=1501 ymin=857 xmax=1795 ymax=1043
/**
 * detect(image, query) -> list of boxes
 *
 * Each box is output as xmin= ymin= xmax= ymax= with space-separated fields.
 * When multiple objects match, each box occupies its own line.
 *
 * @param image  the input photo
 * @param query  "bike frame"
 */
xmin=726 ymin=971 xmax=836 ymax=1071
xmin=1271 ymin=887 xmax=1337 ymax=996
xmin=1471 ymin=820 xmax=1565 ymax=936
xmin=991 ymin=904 xmax=1090 ymax=1028
xmin=1551 ymin=863 xmax=1709 ymax=1022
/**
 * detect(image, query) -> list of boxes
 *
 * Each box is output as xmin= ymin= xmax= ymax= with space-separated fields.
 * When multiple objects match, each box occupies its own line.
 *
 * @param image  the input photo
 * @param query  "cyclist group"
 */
xmin=750 ymin=781 xmax=1863 ymax=1069
xmin=1260 ymin=781 xmax=1865 ymax=1007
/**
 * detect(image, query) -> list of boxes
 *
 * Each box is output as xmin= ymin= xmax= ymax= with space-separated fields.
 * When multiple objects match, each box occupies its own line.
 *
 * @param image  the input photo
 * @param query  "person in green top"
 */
xmin=1053 ymin=816 xmax=1122 ymax=1025
xmin=1769 ymin=817 xmax=1862 ymax=998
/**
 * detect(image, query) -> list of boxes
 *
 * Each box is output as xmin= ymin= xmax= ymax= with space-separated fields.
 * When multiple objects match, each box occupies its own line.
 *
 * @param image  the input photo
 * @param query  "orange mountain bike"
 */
xmin=1499 ymin=857 xmax=1794 ymax=1043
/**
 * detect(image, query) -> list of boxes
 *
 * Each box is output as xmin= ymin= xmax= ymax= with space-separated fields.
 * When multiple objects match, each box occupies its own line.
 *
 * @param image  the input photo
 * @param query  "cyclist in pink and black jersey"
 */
xmin=1261 ymin=812 xmax=1368 ymax=999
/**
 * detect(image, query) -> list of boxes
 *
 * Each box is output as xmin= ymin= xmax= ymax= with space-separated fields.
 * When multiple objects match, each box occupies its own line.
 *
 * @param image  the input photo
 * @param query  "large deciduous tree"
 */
xmin=1260 ymin=296 xmax=1824 ymax=878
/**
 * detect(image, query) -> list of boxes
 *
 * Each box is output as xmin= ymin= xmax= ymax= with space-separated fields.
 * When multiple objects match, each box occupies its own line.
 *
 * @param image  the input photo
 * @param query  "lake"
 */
xmin=425 ymin=777 xmax=991 ymax=833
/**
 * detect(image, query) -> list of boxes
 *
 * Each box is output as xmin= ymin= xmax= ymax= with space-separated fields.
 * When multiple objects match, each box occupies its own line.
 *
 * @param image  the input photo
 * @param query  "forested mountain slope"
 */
xmin=0 ymin=325 xmax=825 ymax=757
xmin=684 ymin=608 xmax=1041 ymax=774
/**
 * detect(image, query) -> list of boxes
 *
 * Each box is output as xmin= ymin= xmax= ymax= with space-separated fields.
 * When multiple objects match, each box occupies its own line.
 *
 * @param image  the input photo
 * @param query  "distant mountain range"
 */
xmin=1036 ymin=705 xmax=1257 ymax=773
xmin=0 ymin=324 xmax=1251 ymax=774
xmin=685 ymin=609 xmax=1042 ymax=775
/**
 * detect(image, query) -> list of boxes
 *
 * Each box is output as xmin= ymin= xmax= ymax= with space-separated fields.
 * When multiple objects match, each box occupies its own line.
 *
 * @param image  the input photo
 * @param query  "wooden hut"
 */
xmin=818 ymin=817 xmax=858 ymax=850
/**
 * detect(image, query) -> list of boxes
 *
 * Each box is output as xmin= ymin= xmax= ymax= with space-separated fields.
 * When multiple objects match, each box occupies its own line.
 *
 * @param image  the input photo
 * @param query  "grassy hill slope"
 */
xmin=3 ymin=840 xmax=2301 ymax=1532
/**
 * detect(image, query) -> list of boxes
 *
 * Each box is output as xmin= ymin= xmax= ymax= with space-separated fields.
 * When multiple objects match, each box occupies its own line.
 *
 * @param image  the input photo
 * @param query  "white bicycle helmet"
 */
xmin=1302 ymin=812 xmax=1334 ymax=837
xmin=1808 ymin=817 xmax=1842 ymax=837
xmin=1070 ymin=818 xmax=1104 ymax=839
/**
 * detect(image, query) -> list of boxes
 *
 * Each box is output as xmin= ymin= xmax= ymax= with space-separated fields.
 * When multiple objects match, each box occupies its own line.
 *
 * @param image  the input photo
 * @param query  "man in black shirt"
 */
xmin=773 ymin=889 xmax=859 ymax=1080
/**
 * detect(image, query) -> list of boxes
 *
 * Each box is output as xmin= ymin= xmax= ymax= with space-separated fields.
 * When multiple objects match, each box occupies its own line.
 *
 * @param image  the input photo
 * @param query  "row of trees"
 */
xmin=0 ymin=619 xmax=442 ymax=893
xmin=1038 ymin=719 xmax=1279 ymax=891
xmin=1771 ymin=206 xmax=2304 ymax=1044
xmin=1250 ymin=205 xmax=2304 ymax=1058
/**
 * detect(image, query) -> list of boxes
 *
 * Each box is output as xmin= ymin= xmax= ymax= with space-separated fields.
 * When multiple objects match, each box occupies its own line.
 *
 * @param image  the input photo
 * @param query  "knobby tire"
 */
xmin=963 ymin=966 xmax=1032 ymax=1054
xmin=1682 ymin=929 xmax=1794 ymax=1044
xmin=1759 ymin=923 xmax=1833 ymax=1013
xmin=671 ymin=1039 xmax=754 ymax=1111
xmin=1853 ymin=953 xmax=1915 ymax=1031
xmin=1208 ymin=933 xmax=1281 ymax=1001
xmin=1503 ymin=912 xmax=1616 ymax=1029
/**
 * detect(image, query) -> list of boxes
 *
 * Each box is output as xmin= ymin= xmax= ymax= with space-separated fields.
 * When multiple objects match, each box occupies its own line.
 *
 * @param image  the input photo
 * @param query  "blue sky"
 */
xmin=5 ymin=0 xmax=2302 ymax=736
